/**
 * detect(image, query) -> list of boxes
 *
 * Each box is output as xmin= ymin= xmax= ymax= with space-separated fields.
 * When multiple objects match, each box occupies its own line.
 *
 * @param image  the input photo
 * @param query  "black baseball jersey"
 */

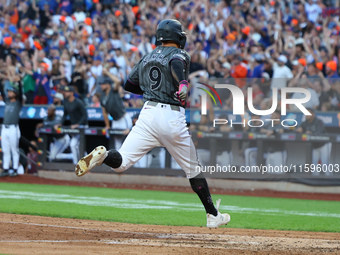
xmin=3 ymin=101 xmax=21 ymax=125
xmin=61 ymin=98 xmax=88 ymax=126
xmin=300 ymin=117 xmax=327 ymax=148
xmin=127 ymin=46 xmax=190 ymax=107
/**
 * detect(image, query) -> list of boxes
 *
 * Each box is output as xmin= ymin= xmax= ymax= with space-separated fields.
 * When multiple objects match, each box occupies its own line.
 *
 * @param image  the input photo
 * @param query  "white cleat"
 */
xmin=206 ymin=199 xmax=231 ymax=228
xmin=75 ymin=146 xmax=107 ymax=177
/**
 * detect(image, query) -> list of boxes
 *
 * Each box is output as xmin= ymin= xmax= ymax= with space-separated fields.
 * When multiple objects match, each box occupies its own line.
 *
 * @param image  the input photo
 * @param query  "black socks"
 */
xmin=103 ymin=149 xmax=122 ymax=168
xmin=189 ymin=172 xmax=218 ymax=216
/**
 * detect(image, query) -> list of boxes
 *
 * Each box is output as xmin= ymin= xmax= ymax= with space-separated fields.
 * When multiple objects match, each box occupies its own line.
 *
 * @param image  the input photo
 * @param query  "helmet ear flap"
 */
xmin=179 ymin=36 xmax=186 ymax=49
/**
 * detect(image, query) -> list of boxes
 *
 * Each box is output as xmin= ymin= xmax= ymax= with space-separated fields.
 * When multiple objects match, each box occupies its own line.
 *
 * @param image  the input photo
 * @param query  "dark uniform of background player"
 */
xmin=36 ymin=104 xmax=71 ymax=162
xmin=296 ymin=108 xmax=332 ymax=175
xmin=76 ymin=19 xmax=230 ymax=227
xmin=55 ymin=85 xmax=88 ymax=164
xmin=99 ymin=69 xmax=131 ymax=150
xmin=260 ymin=110 xmax=286 ymax=172
xmin=0 ymin=82 xmax=23 ymax=177
xmin=243 ymin=114 xmax=262 ymax=167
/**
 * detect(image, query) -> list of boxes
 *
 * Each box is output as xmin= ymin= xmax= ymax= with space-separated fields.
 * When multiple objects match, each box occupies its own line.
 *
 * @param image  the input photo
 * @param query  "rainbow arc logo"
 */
xmin=198 ymin=83 xmax=222 ymax=114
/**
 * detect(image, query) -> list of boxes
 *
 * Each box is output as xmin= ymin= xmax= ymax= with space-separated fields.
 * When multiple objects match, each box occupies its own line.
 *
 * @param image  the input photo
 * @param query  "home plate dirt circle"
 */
xmin=0 ymin=213 xmax=339 ymax=254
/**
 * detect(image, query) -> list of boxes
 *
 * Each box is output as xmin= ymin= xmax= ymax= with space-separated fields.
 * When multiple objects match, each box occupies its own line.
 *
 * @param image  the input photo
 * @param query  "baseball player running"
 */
xmin=0 ymin=82 xmax=23 ymax=177
xmin=76 ymin=20 xmax=230 ymax=228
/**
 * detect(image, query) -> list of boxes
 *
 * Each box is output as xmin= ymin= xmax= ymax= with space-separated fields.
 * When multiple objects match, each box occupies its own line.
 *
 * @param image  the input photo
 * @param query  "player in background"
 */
xmin=98 ymin=68 xmax=132 ymax=149
xmin=0 ymin=81 xmax=23 ymax=177
xmin=36 ymin=104 xmax=71 ymax=162
xmin=55 ymin=86 xmax=88 ymax=164
xmin=296 ymin=108 xmax=332 ymax=176
xmin=75 ymin=19 xmax=230 ymax=228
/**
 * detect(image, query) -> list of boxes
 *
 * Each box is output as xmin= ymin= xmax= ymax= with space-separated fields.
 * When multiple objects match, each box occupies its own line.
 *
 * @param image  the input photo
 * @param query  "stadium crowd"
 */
xmin=0 ymin=0 xmax=339 ymax=111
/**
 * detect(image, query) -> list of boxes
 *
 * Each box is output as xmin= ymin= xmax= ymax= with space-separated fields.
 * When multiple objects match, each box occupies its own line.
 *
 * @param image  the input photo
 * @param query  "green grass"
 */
xmin=0 ymin=182 xmax=339 ymax=232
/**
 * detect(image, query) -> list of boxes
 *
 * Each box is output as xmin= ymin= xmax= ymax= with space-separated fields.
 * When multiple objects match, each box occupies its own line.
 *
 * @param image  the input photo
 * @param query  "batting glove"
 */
xmin=176 ymin=80 xmax=188 ymax=105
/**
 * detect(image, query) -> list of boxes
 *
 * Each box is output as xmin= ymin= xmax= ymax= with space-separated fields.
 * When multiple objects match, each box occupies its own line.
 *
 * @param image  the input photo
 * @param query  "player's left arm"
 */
xmin=170 ymin=52 xmax=190 ymax=102
xmin=170 ymin=59 xmax=188 ymax=102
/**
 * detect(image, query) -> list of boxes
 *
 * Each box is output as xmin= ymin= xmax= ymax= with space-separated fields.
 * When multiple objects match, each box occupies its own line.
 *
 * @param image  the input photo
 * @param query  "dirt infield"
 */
xmin=0 ymin=213 xmax=339 ymax=255
xmin=1 ymin=175 xmax=340 ymax=254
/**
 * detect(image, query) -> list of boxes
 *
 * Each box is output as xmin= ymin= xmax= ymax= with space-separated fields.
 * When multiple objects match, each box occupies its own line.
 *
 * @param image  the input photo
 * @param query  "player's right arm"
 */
xmin=124 ymin=58 xmax=143 ymax=95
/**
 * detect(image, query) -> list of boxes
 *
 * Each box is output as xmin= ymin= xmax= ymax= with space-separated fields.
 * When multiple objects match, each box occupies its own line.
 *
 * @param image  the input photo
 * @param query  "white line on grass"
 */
xmin=0 ymin=190 xmax=339 ymax=218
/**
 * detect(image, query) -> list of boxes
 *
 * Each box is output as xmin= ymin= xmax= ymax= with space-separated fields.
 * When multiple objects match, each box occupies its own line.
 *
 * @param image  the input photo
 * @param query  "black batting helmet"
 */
xmin=156 ymin=19 xmax=187 ymax=49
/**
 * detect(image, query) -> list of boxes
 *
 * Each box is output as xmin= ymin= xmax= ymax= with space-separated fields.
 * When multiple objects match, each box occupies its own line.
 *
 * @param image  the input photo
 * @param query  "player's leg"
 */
xmin=245 ymin=147 xmax=257 ymax=167
xmin=9 ymin=126 xmax=21 ymax=177
xmin=0 ymin=127 xmax=11 ymax=177
xmin=49 ymin=142 xmax=55 ymax=162
xmin=103 ymin=119 xmax=161 ymax=172
xmin=321 ymin=143 xmax=332 ymax=176
xmin=160 ymin=111 xmax=230 ymax=227
xmin=311 ymin=148 xmax=321 ymax=176
xmin=55 ymin=135 xmax=73 ymax=160
xmin=70 ymin=135 xmax=80 ymax=164
xmin=51 ymin=135 xmax=71 ymax=160
xmin=321 ymin=143 xmax=331 ymax=165
xmin=76 ymin=107 xmax=161 ymax=176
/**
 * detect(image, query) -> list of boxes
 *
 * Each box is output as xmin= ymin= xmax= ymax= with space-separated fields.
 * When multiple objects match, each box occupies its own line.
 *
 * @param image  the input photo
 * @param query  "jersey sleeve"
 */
xmin=170 ymin=50 xmax=191 ymax=80
xmin=127 ymin=59 xmax=141 ymax=86
xmin=170 ymin=50 xmax=190 ymax=66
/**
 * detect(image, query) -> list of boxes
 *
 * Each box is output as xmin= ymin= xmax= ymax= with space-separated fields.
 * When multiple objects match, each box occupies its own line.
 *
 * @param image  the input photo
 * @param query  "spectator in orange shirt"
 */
xmin=230 ymin=55 xmax=248 ymax=89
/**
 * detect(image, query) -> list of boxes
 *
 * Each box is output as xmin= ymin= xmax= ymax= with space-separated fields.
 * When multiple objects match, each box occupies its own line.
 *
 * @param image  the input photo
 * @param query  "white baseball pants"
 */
xmin=112 ymin=101 xmax=201 ymax=178
xmin=49 ymin=135 xmax=71 ymax=161
xmin=312 ymin=143 xmax=332 ymax=165
xmin=70 ymin=135 xmax=80 ymax=164
xmin=1 ymin=125 xmax=20 ymax=170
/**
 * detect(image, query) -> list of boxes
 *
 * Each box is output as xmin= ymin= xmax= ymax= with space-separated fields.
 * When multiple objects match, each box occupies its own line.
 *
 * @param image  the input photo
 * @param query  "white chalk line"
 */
xmin=0 ymin=239 xmax=259 ymax=249
xmin=0 ymin=221 xmax=152 ymax=235
xmin=0 ymin=220 xmax=247 ymax=240
xmin=1 ymin=220 xmax=339 ymax=250
xmin=0 ymin=239 xmax=259 ymax=245
xmin=0 ymin=190 xmax=339 ymax=218
xmin=0 ymin=221 xmax=261 ymax=248
xmin=0 ymin=220 xmax=270 ymax=246
xmin=1 ymin=220 xmax=338 ymax=243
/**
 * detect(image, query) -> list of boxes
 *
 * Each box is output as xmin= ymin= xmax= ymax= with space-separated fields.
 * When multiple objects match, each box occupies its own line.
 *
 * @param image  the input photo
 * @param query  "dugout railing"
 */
xmin=36 ymin=127 xmax=340 ymax=186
